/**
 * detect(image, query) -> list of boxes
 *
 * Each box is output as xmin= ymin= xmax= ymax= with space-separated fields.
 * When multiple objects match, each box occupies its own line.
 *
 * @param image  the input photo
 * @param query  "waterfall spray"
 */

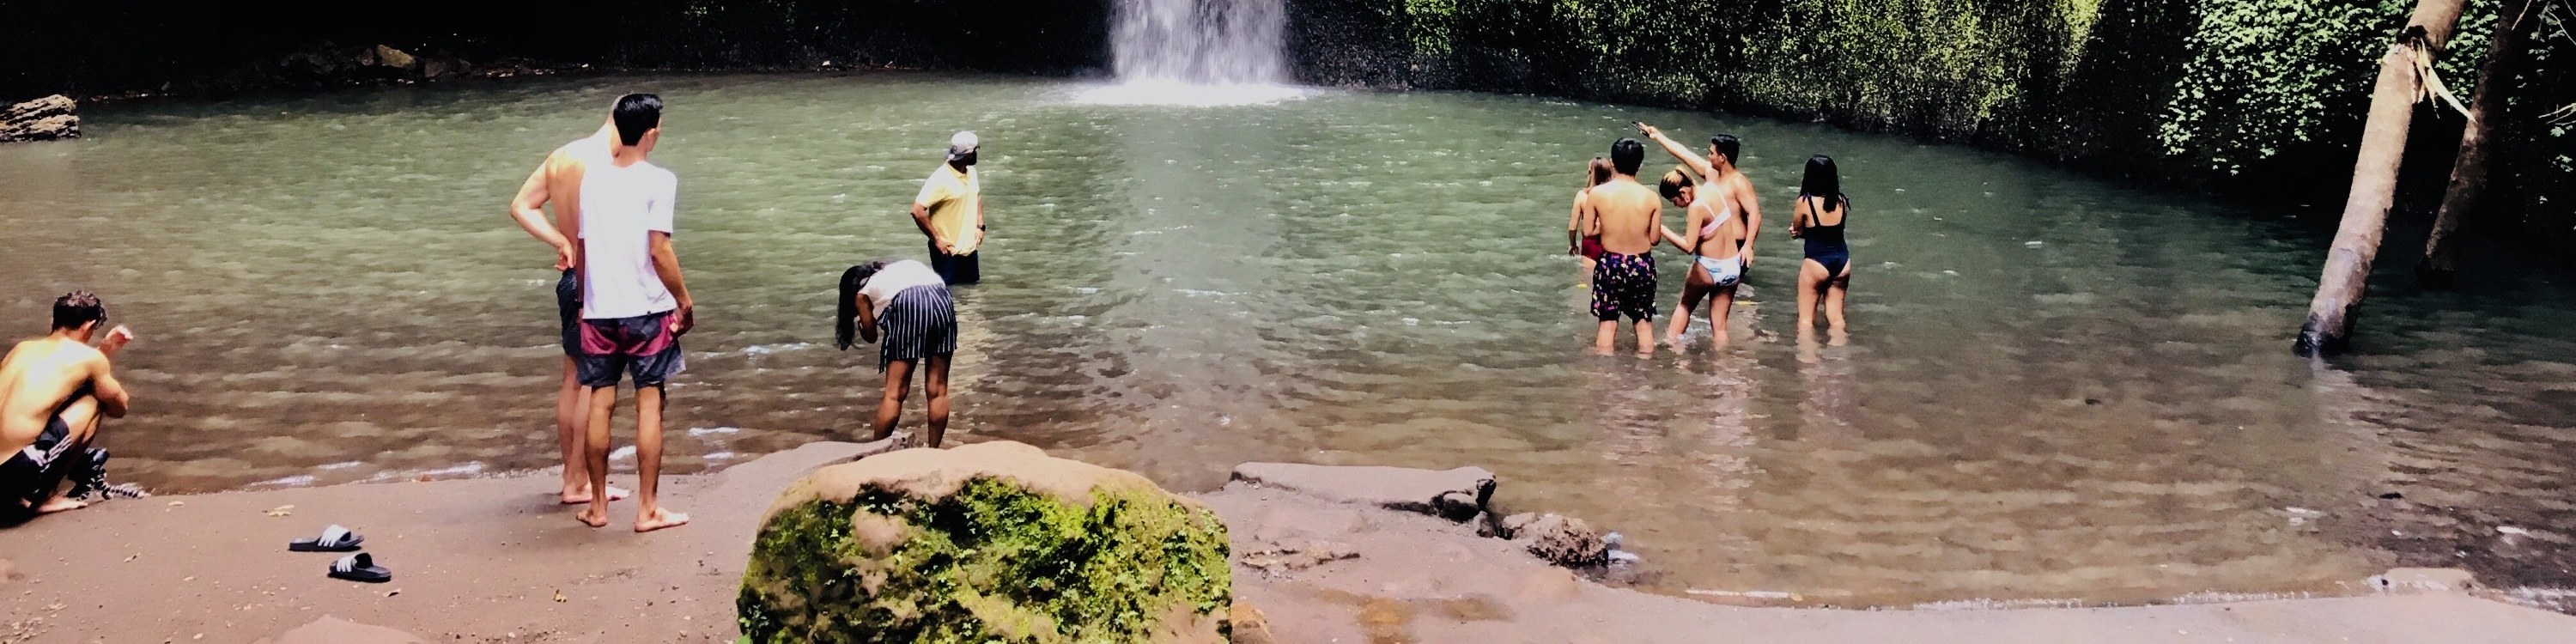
xmin=1079 ymin=0 xmax=1303 ymax=106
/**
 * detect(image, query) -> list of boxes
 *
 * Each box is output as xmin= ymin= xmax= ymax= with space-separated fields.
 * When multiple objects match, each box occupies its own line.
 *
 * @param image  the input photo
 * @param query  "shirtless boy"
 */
xmin=507 ymin=104 xmax=629 ymax=506
xmin=1584 ymin=138 xmax=1666 ymax=355
xmin=0 ymin=292 xmax=133 ymax=518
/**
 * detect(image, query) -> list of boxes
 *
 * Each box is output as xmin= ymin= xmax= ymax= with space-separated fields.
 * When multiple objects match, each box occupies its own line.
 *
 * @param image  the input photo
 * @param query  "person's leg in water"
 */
xmin=1822 ymin=270 xmax=1852 ymax=343
xmin=923 ymin=354 xmax=952 ymax=448
xmin=1707 ymin=285 xmax=1737 ymax=348
xmin=1666 ymin=270 xmax=1710 ymax=347
xmin=872 ymin=358 xmax=915 ymax=442
xmin=1796 ymin=258 xmax=1826 ymax=331
xmin=30 ymin=398 xmax=102 ymax=514
xmin=632 ymin=384 xmax=686 ymax=532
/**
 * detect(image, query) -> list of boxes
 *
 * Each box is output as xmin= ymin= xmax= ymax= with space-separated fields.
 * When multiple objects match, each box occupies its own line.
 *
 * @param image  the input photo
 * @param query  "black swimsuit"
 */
xmin=1801 ymin=194 xmax=1850 ymax=277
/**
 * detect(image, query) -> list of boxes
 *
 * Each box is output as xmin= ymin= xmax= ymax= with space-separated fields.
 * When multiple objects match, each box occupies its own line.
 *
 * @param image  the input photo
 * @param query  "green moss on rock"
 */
xmin=738 ymin=442 xmax=1231 ymax=644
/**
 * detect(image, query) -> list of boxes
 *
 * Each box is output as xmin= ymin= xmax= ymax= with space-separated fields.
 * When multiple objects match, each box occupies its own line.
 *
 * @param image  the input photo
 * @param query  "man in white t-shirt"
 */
xmin=572 ymin=93 xmax=694 ymax=533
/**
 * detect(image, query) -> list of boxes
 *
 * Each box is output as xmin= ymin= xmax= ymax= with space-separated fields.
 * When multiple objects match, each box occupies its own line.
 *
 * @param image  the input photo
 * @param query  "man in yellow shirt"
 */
xmin=911 ymin=131 xmax=984 ymax=285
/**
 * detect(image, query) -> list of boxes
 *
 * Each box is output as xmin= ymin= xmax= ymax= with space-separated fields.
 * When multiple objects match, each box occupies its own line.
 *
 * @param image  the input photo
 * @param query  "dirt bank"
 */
xmin=1 ymin=442 xmax=2571 ymax=642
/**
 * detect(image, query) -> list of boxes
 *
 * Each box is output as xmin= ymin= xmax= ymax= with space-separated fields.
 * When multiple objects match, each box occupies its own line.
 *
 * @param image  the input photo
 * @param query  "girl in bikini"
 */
xmin=1655 ymin=168 xmax=1748 ymax=349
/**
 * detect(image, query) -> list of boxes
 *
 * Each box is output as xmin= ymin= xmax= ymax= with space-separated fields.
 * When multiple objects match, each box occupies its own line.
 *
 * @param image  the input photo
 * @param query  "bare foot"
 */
xmin=33 ymin=497 xmax=88 ymax=514
xmin=574 ymin=507 xmax=609 ymax=528
xmin=559 ymin=484 xmax=632 ymax=505
xmin=635 ymin=507 xmax=690 ymax=533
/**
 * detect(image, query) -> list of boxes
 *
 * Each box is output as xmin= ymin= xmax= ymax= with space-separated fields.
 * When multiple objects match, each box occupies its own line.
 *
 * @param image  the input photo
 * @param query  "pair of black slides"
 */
xmin=289 ymin=524 xmax=392 ymax=583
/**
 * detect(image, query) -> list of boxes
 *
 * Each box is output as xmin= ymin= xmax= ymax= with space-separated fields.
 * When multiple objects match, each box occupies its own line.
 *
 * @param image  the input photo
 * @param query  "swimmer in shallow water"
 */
xmin=1653 ymin=167 xmax=1747 ymax=349
xmin=1792 ymin=155 xmax=1854 ymax=337
xmin=1568 ymin=156 xmax=1614 ymax=281
xmin=1586 ymin=138 xmax=1665 ymax=356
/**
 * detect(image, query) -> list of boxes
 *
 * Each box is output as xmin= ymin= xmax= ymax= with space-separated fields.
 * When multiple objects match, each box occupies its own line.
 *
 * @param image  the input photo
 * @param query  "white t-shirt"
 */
xmin=578 ymin=161 xmax=679 ymax=319
xmin=860 ymin=260 xmax=945 ymax=319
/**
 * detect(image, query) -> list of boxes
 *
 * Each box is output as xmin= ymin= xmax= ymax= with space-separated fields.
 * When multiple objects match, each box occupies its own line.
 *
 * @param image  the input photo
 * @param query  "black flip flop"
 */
xmin=326 ymin=553 xmax=392 ymax=583
xmin=289 ymin=525 xmax=364 ymax=552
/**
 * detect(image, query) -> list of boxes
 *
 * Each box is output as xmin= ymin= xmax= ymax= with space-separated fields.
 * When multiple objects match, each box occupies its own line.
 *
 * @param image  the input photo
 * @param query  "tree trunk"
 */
xmin=2416 ymin=0 xmax=2541 ymax=286
xmin=2293 ymin=0 xmax=2469 ymax=356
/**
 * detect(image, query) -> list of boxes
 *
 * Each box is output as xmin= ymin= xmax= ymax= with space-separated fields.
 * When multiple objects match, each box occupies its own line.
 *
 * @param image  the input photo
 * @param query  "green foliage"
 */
xmin=2160 ymin=0 xmax=2505 ymax=174
xmin=737 ymin=477 xmax=1233 ymax=644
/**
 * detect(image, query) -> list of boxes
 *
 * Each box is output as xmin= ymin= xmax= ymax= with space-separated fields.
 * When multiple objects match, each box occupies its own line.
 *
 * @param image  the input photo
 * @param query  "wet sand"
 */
xmin=2 ymin=443 xmax=2572 ymax=643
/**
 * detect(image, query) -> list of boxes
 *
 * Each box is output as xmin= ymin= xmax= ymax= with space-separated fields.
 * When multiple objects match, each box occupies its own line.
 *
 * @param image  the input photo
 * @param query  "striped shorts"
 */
xmin=879 ymin=284 xmax=957 ymax=371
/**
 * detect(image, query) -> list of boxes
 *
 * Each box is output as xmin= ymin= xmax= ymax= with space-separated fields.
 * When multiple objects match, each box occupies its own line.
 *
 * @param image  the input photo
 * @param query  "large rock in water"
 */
xmin=738 ymin=440 xmax=1233 ymax=643
xmin=1 ymin=94 xmax=78 ymax=143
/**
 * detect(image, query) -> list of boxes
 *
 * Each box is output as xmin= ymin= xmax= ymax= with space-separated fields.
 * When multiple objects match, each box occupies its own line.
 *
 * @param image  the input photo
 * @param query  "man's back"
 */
xmin=0 ymin=338 xmax=97 ymax=451
xmin=578 ymin=161 xmax=680 ymax=320
xmin=544 ymin=129 xmax=614 ymax=244
xmin=1591 ymin=178 xmax=1663 ymax=255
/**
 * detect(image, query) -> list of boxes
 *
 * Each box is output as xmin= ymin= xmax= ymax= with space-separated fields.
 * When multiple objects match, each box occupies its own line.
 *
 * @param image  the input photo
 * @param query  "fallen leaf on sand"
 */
xmin=264 ymin=505 xmax=294 ymax=517
xmin=122 ymin=555 xmax=136 ymax=562
xmin=386 ymin=589 xmax=401 ymax=598
xmin=554 ymin=590 xmax=567 ymax=603
xmin=167 ymin=501 xmax=184 ymax=507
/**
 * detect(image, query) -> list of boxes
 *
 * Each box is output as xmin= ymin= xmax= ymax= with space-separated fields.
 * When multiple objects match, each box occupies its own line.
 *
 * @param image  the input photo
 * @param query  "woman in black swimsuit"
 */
xmin=1790 ymin=155 xmax=1852 ymax=334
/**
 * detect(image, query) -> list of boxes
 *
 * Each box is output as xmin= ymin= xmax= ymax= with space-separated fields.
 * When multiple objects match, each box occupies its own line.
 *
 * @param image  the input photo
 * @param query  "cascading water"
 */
xmin=1077 ymin=0 xmax=1304 ymax=106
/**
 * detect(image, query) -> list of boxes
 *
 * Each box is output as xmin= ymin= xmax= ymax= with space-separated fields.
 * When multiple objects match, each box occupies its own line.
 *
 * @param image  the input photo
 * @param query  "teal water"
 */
xmin=2 ymin=72 xmax=2572 ymax=607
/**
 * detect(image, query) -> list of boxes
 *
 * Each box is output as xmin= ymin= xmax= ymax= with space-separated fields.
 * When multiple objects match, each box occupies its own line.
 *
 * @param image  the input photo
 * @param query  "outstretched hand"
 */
xmin=1633 ymin=122 xmax=1661 ymax=138
xmin=100 ymin=325 xmax=134 ymax=355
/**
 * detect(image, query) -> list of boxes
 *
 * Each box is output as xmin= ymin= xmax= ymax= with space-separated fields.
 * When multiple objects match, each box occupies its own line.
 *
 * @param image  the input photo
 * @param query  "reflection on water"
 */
xmin=1 ymin=73 xmax=2571 ymax=607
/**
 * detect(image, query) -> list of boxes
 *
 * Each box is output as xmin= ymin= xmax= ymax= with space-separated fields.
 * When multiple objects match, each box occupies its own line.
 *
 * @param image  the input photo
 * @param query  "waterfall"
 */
xmin=1112 ymin=0 xmax=1288 ymax=85
xmin=1079 ymin=0 xmax=1303 ymax=106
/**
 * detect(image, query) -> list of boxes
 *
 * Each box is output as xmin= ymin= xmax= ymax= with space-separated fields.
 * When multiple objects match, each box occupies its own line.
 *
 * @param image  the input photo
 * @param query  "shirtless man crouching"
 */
xmin=0 ymin=291 xmax=133 ymax=518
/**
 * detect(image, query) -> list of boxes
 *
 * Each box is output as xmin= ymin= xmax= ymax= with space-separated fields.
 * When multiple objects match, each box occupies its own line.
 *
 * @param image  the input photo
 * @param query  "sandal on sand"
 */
xmin=327 ymin=553 xmax=392 ymax=583
xmin=289 ymin=525 xmax=364 ymax=552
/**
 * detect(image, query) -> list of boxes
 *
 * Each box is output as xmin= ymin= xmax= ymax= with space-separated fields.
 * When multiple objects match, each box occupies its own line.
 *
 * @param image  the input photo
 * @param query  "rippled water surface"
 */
xmin=3 ymin=73 xmax=2572 ymax=607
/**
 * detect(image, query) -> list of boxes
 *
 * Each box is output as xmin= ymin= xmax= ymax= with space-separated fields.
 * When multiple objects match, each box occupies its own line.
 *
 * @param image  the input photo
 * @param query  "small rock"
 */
xmin=369 ymin=45 xmax=416 ymax=70
xmin=1228 ymin=602 xmax=1276 ymax=644
xmin=1522 ymin=514 xmax=1607 ymax=568
xmin=1229 ymin=463 xmax=1495 ymax=520
xmin=1239 ymin=541 xmax=1359 ymax=575
xmin=0 ymin=94 xmax=79 ymax=143
xmin=2369 ymin=568 xmax=2480 ymax=593
xmin=1480 ymin=512 xmax=1538 ymax=540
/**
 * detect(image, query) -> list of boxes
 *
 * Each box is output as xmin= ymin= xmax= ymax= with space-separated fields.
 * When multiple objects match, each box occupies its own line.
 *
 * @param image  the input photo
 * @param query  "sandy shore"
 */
xmin=2 ymin=443 xmax=2572 ymax=642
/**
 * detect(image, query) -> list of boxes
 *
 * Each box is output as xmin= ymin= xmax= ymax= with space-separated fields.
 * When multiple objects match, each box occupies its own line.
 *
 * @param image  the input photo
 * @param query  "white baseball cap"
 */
xmin=947 ymin=131 xmax=979 ymax=160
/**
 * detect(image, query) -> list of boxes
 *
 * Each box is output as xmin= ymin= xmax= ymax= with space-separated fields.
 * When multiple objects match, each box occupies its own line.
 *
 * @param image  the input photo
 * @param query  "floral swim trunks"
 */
xmin=1589 ymin=251 xmax=1657 ymax=322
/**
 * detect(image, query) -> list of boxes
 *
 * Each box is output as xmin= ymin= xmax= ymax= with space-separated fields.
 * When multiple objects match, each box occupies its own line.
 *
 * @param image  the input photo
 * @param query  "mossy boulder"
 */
xmin=738 ymin=441 xmax=1232 ymax=644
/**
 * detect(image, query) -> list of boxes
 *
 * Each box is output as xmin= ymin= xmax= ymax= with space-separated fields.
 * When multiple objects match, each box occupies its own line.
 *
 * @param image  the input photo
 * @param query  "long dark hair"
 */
xmin=835 ymin=261 xmax=888 ymax=349
xmin=1801 ymin=155 xmax=1845 ymax=210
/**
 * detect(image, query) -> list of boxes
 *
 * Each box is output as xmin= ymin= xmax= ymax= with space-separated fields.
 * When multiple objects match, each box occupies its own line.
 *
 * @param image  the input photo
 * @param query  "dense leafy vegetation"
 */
xmin=738 ymin=477 xmax=1231 ymax=644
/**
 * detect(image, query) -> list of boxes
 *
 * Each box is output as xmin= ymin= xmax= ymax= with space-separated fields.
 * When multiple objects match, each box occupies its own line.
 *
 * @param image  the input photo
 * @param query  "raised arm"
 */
xmin=507 ymin=156 xmax=577 ymax=270
xmin=1637 ymin=124 xmax=1716 ymax=181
